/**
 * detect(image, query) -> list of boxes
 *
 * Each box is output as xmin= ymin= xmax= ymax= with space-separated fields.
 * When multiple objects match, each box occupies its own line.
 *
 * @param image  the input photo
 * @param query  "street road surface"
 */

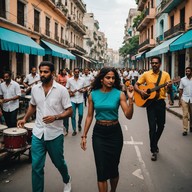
xmin=0 ymin=106 xmax=192 ymax=192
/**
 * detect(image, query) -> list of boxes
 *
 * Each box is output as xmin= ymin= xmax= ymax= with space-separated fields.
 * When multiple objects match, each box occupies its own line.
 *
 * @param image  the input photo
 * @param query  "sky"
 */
xmin=84 ymin=0 xmax=137 ymax=51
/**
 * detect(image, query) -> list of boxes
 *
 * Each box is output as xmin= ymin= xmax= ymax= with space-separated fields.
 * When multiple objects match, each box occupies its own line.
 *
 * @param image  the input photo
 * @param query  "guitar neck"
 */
xmin=149 ymin=82 xmax=167 ymax=93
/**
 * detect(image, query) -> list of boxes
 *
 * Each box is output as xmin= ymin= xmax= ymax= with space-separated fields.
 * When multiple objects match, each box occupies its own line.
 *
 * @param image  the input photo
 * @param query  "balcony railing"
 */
xmin=138 ymin=38 xmax=155 ymax=51
xmin=161 ymin=0 xmax=181 ymax=13
xmin=164 ymin=23 xmax=185 ymax=39
xmin=156 ymin=34 xmax=164 ymax=43
xmin=138 ymin=39 xmax=149 ymax=49
xmin=55 ymin=35 xmax=59 ymax=41
xmin=61 ymin=38 xmax=64 ymax=44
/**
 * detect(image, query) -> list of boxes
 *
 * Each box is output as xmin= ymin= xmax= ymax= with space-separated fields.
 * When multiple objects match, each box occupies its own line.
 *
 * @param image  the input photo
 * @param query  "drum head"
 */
xmin=0 ymin=124 xmax=8 ymax=132
xmin=25 ymin=95 xmax=32 ymax=99
xmin=3 ymin=128 xmax=27 ymax=136
xmin=24 ymin=123 xmax=35 ymax=130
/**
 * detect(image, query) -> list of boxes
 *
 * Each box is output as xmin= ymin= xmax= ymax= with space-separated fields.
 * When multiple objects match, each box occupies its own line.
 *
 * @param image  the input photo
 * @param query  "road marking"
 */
xmin=132 ymin=169 xmax=144 ymax=180
xmin=124 ymin=141 xmax=143 ymax=145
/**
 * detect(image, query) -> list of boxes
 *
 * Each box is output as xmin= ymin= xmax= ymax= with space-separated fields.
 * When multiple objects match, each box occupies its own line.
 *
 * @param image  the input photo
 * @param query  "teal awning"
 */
xmin=146 ymin=34 xmax=182 ymax=58
xmin=0 ymin=27 xmax=45 ymax=56
xmin=135 ymin=51 xmax=146 ymax=60
xmin=41 ymin=40 xmax=76 ymax=60
xmin=170 ymin=30 xmax=192 ymax=52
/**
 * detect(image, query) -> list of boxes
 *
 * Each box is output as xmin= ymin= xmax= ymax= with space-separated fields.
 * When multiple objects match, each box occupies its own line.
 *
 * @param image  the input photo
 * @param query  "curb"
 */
xmin=166 ymin=107 xmax=182 ymax=119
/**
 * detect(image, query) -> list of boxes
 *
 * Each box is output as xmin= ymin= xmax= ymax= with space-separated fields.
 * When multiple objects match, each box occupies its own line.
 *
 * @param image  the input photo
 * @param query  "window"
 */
xmin=45 ymin=17 xmax=50 ymax=36
xmin=180 ymin=7 xmax=185 ymax=24
xmin=151 ymin=25 xmax=153 ymax=39
xmin=0 ymin=0 xmax=6 ymax=18
xmin=65 ymin=0 xmax=67 ymax=6
xmin=61 ymin=27 xmax=64 ymax=43
xmin=170 ymin=15 xmax=174 ymax=28
xmin=17 ymin=1 xmax=25 ymax=26
xmin=34 ymin=9 xmax=40 ymax=32
xmin=55 ymin=22 xmax=59 ymax=41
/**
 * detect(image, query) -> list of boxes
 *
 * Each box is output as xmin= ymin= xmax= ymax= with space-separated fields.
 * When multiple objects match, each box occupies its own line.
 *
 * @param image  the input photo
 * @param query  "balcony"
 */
xmin=138 ymin=38 xmax=155 ymax=52
xmin=45 ymin=30 xmax=50 ymax=37
xmin=156 ymin=34 xmax=164 ymax=44
xmin=61 ymin=38 xmax=64 ymax=44
xmin=69 ymin=14 xmax=86 ymax=35
xmin=161 ymin=0 xmax=181 ymax=13
xmin=68 ymin=42 xmax=86 ymax=54
xmin=137 ymin=8 xmax=156 ymax=31
xmin=73 ymin=0 xmax=86 ymax=12
xmin=137 ymin=0 xmax=147 ymax=11
xmin=164 ymin=23 xmax=185 ymax=40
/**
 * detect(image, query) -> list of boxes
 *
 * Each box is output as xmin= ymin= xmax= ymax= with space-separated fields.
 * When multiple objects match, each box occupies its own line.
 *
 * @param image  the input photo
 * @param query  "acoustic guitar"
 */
xmin=69 ymin=85 xmax=90 ymax=97
xmin=134 ymin=77 xmax=180 ymax=107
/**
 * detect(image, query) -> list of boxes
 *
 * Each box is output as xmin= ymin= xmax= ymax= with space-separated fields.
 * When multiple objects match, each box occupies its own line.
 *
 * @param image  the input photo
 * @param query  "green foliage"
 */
xmin=119 ymin=35 xmax=139 ymax=57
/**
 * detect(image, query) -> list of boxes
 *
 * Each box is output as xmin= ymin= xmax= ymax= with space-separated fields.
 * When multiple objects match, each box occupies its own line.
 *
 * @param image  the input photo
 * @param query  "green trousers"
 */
xmin=31 ymin=134 xmax=70 ymax=192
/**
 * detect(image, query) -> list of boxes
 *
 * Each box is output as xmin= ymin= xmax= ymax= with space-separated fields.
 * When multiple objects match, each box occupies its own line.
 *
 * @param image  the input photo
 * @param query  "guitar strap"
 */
xmin=156 ymin=71 xmax=162 ymax=93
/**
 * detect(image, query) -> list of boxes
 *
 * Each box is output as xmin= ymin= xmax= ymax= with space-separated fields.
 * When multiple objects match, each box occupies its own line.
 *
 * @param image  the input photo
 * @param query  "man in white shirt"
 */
xmin=66 ymin=68 xmax=86 ymax=136
xmin=17 ymin=61 xmax=73 ymax=192
xmin=23 ymin=67 xmax=40 ymax=94
xmin=179 ymin=66 xmax=192 ymax=136
xmin=0 ymin=71 xmax=21 ymax=127
xmin=82 ymin=68 xmax=94 ymax=106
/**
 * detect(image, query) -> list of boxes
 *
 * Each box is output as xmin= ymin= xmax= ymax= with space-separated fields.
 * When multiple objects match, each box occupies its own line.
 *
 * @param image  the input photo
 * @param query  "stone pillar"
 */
xmin=171 ymin=52 xmax=176 ymax=78
xmin=11 ymin=52 xmax=17 ymax=78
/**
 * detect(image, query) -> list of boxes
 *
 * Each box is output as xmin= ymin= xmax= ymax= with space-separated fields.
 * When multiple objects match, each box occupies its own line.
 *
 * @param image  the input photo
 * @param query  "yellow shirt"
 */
xmin=137 ymin=70 xmax=171 ymax=100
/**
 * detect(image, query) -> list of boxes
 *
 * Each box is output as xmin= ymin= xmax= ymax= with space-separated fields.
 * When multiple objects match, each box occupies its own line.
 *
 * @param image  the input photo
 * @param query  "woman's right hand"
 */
xmin=81 ymin=137 xmax=87 ymax=151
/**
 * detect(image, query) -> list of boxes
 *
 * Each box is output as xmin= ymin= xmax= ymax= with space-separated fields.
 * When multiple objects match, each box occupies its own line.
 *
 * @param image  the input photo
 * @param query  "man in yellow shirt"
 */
xmin=134 ymin=56 xmax=171 ymax=161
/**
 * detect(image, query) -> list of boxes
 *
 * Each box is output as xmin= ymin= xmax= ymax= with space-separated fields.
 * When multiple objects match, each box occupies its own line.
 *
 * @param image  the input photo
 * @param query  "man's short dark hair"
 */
xmin=3 ymin=71 xmax=12 ymax=77
xmin=39 ymin=61 xmax=54 ymax=72
xmin=151 ymin=56 xmax=161 ymax=64
xmin=186 ymin=66 xmax=192 ymax=71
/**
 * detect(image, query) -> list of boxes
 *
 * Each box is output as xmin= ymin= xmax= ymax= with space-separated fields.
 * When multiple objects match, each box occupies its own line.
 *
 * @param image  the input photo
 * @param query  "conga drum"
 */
xmin=24 ymin=122 xmax=35 ymax=144
xmin=0 ymin=124 xmax=8 ymax=149
xmin=3 ymin=128 xmax=27 ymax=151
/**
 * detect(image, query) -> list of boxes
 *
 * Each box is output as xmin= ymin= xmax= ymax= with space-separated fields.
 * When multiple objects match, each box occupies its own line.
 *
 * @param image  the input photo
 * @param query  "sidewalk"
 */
xmin=165 ymin=98 xmax=182 ymax=119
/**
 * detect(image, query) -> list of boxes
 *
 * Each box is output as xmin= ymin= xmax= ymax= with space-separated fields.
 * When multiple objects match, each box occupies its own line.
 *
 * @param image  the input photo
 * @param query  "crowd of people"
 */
xmin=0 ymin=57 xmax=191 ymax=192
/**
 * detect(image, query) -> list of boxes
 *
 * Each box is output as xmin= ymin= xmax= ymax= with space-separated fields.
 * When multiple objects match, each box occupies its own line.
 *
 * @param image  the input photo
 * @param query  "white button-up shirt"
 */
xmin=24 ymin=73 xmax=40 ymax=86
xmin=30 ymin=81 xmax=72 ymax=140
xmin=66 ymin=77 xmax=85 ymax=103
xmin=179 ymin=76 xmax=192 ymax=103
xmin=82 ymin=74 xmax=94 ymax=87
xmin=0 ymin=80 xmax=21 ymax=112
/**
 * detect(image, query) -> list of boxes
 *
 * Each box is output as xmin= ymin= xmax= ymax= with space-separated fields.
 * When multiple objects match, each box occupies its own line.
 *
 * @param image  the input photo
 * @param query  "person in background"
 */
xmin=82 ymin=68 xmax=94 ymax=107
xmin=17 ymin=61 xmax=73 ymax=192
xmin=81 ymin=67 xmax=134 ymax=192
xmin=0 ymin=71 xmax=21 ymax=127
xmin=23 ymin=67 xmax=40 ymax=95
xmin=134 ymin=56 xmax=171 ymax=161
xmin=66 ymin=68 xmax=86 ymax=136
xmin=179 ymin=67 xmax=192 ymax=136
xmin=56 ymin=68 xmax=70 ymax=136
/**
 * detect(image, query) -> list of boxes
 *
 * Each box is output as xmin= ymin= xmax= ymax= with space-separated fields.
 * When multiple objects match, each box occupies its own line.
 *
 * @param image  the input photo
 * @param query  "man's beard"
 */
xmin=41 ymin=75 xmax=52 ymax=84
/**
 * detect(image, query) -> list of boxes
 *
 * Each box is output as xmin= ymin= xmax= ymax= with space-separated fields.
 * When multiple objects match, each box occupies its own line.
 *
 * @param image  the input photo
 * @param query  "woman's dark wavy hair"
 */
xmin=91 ymin=67 xmax=122 ymax=90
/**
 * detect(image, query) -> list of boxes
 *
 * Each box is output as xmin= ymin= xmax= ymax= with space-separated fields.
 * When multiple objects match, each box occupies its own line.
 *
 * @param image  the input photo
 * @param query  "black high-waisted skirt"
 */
xmin=92 ymin=122 xmax=123 ymax=182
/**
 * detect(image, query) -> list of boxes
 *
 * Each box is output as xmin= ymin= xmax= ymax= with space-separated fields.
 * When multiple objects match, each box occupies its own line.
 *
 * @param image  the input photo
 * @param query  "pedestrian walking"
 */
xmin=17 ymin=61 xmax=73 ymax=192
xmin=82 ymin=68 xmax=94 ymax=107
xmin=81 ymin=67 xmax=134 ymax=192
xmin=134 ymin=56 xmax=171 ymax=161
xmin=0 ymin=71 xmax=21 ymax=128
xmin=66 ymin=68 xmax=86 ymax=136
xmin=178 ymin=66 xmax=192 ymax=136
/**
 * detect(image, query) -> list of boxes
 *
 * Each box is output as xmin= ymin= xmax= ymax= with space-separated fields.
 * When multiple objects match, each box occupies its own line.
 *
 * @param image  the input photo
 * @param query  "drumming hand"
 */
xmin=42 ymin=116 xmax=55 ymax=124
xmin=17 ymin=119 xmax=26 ymax=128
xmin=3 ymin=98 xmax=11 ymax=103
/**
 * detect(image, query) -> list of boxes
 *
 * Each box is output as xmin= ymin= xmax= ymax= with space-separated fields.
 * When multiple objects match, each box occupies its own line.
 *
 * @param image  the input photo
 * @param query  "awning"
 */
xmin=146 ymin=34 xmax=182 ymax=57
xmin=89 ymin=58 xmax=98 ymax=64
xmin=135 ymin=51 xmax=146 ymax=60
xmin=0 ymin=27 xmax=45 ymax=55
xmin=75 ymin=53 xmax=91 ymax=63
xmin=41 ymin=40 xmax=76 ymax=60
xmin=170 ymin=30 xmax=192 ymax=51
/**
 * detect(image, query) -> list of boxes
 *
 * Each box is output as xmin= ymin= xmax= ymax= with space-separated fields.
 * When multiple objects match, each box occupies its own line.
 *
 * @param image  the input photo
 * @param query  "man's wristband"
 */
xmin=81 ymin=135 xmax=87 ymax=139
xmin=54 ymin=115 xmax=60 ymax=120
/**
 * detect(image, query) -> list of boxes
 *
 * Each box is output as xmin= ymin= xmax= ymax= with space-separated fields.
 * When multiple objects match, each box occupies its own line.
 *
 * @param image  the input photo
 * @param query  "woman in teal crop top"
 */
xmin=81 ymin=67 xmax=134 ymax=192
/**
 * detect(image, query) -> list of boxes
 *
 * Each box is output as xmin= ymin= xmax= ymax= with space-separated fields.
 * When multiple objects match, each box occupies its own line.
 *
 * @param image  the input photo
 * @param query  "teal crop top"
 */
xmin=91 ymin=88 xmax=121 ymax=120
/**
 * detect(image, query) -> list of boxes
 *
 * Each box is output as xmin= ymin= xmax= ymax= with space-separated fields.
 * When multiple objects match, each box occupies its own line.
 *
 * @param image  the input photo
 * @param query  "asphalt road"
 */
xmin=0 ymin=105 xmax=192 ymax=192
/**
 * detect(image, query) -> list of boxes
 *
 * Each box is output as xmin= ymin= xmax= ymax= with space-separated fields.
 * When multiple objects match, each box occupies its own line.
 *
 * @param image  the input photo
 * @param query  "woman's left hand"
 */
xmin=127 ymin=85 xmax=134 ymax=99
